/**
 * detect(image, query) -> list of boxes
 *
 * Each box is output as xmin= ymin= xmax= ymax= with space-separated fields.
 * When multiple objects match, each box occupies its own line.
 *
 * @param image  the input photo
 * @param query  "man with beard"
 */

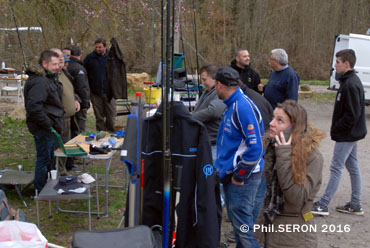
xmin=84 ymin=38 xmax=116 ymax=132
xmin=24 ymin=50 xmax=64 ymax=192
xmin=231 ymin=49 xmax=262 ymax=94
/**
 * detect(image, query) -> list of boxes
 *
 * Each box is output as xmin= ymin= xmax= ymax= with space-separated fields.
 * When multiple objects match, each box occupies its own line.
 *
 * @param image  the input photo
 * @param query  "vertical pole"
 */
xmin=174 ymin=1 xmax=181 ymax=54
xmin=162 ymin=0 xmax=173 ymax=246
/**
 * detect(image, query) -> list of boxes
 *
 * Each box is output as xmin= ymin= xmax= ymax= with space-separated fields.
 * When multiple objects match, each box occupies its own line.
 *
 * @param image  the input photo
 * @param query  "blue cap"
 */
xmin=63 ymin=54 xmax=71 ymax=62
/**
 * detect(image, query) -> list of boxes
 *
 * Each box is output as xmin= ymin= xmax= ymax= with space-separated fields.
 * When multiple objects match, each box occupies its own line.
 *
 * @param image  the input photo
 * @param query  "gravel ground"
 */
xmin=2 ymin=89 xmax=369 ymax=248
xmin=221 ymin=99 xmax=370 ymax=248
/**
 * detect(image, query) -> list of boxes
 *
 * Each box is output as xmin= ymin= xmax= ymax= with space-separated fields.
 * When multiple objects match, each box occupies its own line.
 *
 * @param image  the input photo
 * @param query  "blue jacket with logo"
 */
xmin=215 ymin=88 xmax=264 ymax=182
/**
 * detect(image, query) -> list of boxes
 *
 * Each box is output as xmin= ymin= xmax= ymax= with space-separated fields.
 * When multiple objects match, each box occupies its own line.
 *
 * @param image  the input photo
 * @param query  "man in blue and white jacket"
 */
xmin=214 ymin=67 xmax=264 ymax=248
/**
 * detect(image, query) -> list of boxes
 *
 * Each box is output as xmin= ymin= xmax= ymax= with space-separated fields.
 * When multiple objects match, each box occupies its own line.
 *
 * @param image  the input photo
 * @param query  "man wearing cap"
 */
xmin=67 ymin=45 xmax=90 ymax=136
xmin=214 ymin=67 xmax=264 ymax=248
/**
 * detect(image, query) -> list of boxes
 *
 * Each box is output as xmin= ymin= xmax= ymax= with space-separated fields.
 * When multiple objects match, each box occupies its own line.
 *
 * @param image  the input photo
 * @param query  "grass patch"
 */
xmin=0 ymin=116 xmax=35 ymax=169
xmin=299 ymin=92 xmax=337 ymax=102
xmin=301 ymin=80 xmax=329 ymax=86
xmin=261 ymin=79 xmax=329 ymax=86
xmin=0 ymin=112 xmax=128 ymax=247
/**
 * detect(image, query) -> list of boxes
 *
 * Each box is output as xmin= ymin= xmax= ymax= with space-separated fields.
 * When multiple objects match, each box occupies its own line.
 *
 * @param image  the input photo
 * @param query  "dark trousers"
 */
xmin=33 ymin=129 xmax=54 ymax=193
xmin=71 ymin=108 xmax=88 ymax=137
xmin=59 ymin=118 xmax=73 ymax=174
xmin=90 ymin=93 xmax=116 ymax=132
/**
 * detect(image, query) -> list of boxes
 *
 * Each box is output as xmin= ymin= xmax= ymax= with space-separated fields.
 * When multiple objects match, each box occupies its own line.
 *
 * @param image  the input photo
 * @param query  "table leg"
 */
xmin=15 ymin=185 xmax=27 ymax=208
xmin=56 ymin=157 xmax=59 ymax=174
xmin=88 ymin=188 xmax=91 ymax=231
xmin=35 ymin=190 xmax=40 ymax=227
xmin=104 ymin=158 xmax=112 ymax=217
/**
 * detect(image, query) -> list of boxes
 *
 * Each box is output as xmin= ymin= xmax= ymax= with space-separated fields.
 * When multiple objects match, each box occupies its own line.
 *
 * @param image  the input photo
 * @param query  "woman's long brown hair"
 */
xmin=276 ymin=100 xmax=309 ymax=185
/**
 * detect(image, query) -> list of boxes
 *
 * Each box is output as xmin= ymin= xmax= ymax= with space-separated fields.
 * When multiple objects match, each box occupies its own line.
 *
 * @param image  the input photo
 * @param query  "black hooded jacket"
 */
xmin=67 ymin=57 xmax=90 ymax=109
xmin=24 ymin=64 xmax=64 ymax=134
xmin=106 ymin=37 xmax=128 ymax=101
xmin=231 ymin=59 xmax=261 ymax=94
xmin=330 ymin=70 xmax=367 ymax=142
xmin=142 ymin=102 xmax=221 ymax=248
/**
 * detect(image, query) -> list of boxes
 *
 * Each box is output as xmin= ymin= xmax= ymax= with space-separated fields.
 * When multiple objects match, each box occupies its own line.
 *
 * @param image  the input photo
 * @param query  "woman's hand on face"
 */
xmin=274 ymin=131 xmax=292 ymax=146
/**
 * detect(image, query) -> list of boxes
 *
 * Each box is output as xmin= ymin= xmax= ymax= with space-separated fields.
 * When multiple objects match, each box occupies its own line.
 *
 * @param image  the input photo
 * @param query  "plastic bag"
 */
xmin=0 ymin=220 xmax=47 ymax=248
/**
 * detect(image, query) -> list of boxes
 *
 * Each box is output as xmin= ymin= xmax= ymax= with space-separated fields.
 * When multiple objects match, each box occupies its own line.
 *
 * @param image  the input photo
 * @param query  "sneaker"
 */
xmin=311 ymin=201 xmax=329 ymax=216
xmin=224 ymin=231 xmax=235 ymax=243
xmin=336 ymin=202 xmax=364 ymax=216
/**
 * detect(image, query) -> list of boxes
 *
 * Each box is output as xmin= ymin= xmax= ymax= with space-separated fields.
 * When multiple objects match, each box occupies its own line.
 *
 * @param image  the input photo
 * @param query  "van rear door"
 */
xmin=349 ymin=34 xmax=370 ymax=104
xmin=329 ymin=33 xmax=370 ymax=105
xmin=329 ymin=34 xmax=349 ymax=90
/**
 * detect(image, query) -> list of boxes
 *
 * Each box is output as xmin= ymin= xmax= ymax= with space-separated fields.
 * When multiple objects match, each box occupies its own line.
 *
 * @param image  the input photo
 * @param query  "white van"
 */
xmin=329 ymin=33 xmax=370 ymax=105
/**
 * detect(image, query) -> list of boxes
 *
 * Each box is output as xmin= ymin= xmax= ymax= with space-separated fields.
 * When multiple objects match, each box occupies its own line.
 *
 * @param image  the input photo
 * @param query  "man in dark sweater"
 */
xmin=84 ymin=38 xmax=116 ymax=132
xmin=259 ymin=48 xmax=300 ymax=109
xmin=230 ymin=49 xmax=262 ymax=94
xmin=312 ymin=49 xmax=367 ymax=216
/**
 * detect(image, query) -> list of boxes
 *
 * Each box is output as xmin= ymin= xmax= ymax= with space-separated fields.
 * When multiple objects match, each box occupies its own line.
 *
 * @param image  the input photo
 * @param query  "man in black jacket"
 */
xmin=84 ymin=38 xmax=116 ymax=132
xmin=312 ymin=49 xmax=367 ymax=216
xmin=24 ymin=50 xmax=64 ymax=193
xmin=231 ymin=49 xmax=262 ymax=94
xmin=68 ymin=45 xmax=90 ymax=136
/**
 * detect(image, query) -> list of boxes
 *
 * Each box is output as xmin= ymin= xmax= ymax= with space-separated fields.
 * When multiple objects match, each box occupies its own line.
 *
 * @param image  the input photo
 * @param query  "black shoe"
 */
xmin=67 ymin=165 xmax=82 ymax=172
xmin=224 ymin=231 xmax=235 ymax=243
xmin=311 ymin=201 xmax=329 ymax=216
xmin=336 ymin=202 xmax=364 ymax=216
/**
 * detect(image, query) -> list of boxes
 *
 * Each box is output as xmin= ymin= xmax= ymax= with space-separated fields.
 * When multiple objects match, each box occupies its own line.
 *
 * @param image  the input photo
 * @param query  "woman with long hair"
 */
xmin=261 ymin=100 xmax=324 ymax=248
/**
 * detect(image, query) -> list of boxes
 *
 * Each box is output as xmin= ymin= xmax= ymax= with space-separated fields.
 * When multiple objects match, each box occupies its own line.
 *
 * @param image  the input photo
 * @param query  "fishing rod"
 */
xmin=9 ymin=0 xmax=27 ymax=69
xmin=161 ymin=0 xmax=174 ymax=247
xmin=192 ymin=0 xmax=201 ymax=96
xmin=152 ymin=6 xmax=208 ymax=64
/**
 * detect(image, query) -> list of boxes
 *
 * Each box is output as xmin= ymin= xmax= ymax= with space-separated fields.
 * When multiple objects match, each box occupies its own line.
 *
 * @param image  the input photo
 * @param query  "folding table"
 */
xmin=34 ymin=179 xmax=93 ymax=230
xmin=0 ymin=170 xmax=34 ymax=208
xmin=54 ymin=133 xmax=124 ymax=217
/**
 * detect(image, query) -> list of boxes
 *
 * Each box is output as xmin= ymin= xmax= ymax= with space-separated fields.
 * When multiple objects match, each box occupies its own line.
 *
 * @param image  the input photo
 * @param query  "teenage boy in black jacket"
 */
xmin=312 ymin=49 xmax=367 ymax=216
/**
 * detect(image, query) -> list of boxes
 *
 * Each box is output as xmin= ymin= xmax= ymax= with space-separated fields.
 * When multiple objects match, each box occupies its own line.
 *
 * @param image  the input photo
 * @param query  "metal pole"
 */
xmin=9 ymin=0 xmax=27 ymax=68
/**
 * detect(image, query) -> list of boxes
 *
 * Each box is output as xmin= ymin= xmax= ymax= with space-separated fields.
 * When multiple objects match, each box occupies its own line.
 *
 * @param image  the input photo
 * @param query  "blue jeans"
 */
xmin=224 ymin=175 xmax=262 ymax=248
xmin=253 ymin=175 xmax=266 ymax=224
xmin=320 ymin=142 xmax=362 ymax=207
xmin=33 ymin=129 xmax=55 ymax=193
xmin=212 ymin=146 xmax=226 ymax=206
